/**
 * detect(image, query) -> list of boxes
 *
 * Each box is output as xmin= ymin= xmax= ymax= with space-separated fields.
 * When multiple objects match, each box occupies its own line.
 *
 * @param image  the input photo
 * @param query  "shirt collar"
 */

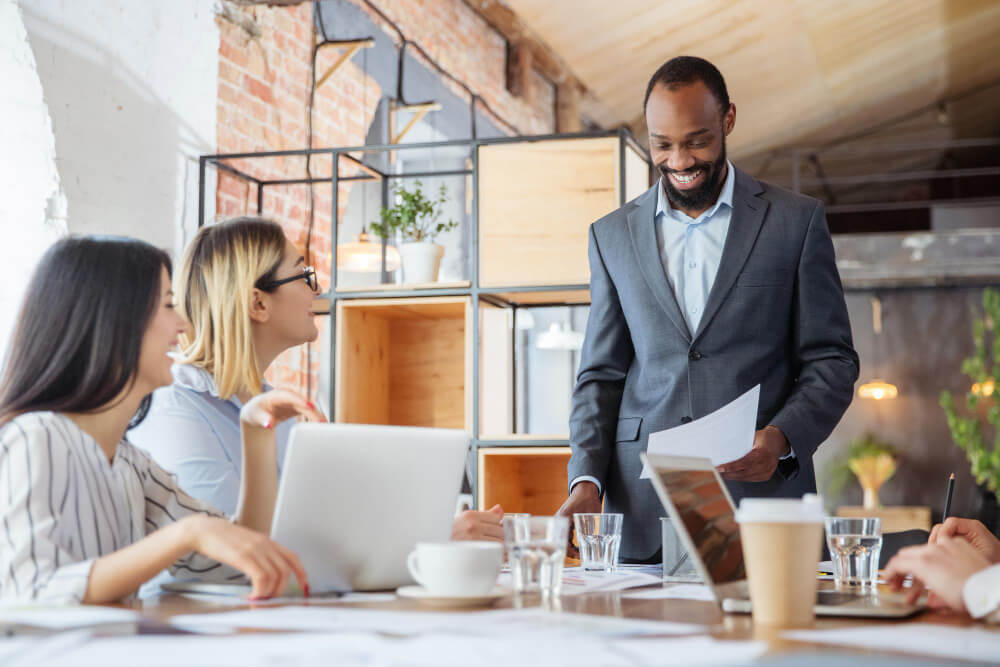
xmin=171 ymin=363 xmax=221 ymax=397
xmin=656 ymin=160 xmax=736 ymax=224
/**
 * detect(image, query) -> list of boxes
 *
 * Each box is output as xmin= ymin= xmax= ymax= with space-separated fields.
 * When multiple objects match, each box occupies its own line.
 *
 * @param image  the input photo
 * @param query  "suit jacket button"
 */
xmin=681 ymin=416 xmax=692 ymax=424
xmin=688 ymin=350 xmax=702 ymax=361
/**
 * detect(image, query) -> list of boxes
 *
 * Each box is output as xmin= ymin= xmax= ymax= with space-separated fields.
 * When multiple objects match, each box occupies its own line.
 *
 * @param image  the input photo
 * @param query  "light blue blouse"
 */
xmin=129 ymin=364 xmax=292 ymax=517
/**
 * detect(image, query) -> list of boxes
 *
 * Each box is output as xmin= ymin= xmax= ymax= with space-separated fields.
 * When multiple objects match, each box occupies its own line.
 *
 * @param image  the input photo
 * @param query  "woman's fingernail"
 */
xmin=307 ymin=402 xmax=316 ymax=411
xmin=304 ymin=584 xmax=310 ymax=598
xmin=263 ymin=419 xmax=272 ymax=429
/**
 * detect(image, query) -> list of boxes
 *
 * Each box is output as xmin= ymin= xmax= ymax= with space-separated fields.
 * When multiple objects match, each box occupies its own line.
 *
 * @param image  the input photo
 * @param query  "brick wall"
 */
xmin=215 ymin=0 xmax=556 ymax=401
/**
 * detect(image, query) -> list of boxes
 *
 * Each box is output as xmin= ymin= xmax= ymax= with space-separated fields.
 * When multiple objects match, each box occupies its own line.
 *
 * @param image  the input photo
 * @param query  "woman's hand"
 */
xmin=884 ymin=537 xmax=992 ymax=611
xmin=451 ymin=504 xmax=504 ymax=542
xmin=929 ymin=518 xmax=1000 ymax=564
xmin=240 ymin=389 xmax=326 ymax=430
xmin=184 ymin=515 xmax=309 ymax=600
xmin=235 ymin=389 xmax=325 ymax=534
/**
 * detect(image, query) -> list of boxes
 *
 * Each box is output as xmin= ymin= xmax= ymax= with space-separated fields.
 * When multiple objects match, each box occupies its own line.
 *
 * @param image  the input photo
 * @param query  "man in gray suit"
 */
xmin=558 ymin=56 xmax=859 ymax=562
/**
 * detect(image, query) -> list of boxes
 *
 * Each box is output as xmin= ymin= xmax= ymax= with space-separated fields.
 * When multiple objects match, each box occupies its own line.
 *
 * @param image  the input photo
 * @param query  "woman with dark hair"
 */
xmin=0 ymin=236 xmax=322 ymax=603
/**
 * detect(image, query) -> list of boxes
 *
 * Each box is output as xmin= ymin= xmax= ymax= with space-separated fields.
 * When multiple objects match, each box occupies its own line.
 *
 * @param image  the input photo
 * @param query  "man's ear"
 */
xmin=723 ymin=102 xmax=736 ymax=136
xmin=248 ymin=288 xmax=270 ymax=324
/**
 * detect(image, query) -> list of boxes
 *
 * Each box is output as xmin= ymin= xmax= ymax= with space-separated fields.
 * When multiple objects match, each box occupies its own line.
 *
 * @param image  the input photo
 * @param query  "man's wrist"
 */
xmin=572 ymin=480 xmax=600 ymax=498
xmin=765 ymin=425 xmax=791 ymax=458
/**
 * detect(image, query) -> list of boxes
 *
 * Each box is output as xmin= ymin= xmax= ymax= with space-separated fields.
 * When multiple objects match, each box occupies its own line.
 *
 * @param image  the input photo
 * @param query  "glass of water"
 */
xmin=503 ymin=515 xmax=569 ymax=597
xmin=500 ymin=513 xmax=530 ymax=567
xmin=825 ymin=517 xmax=882 ymax=591
xmin=661 ymin=517 xmax=700 ymax=581
xmin=574 ymin=513 xmax=623 ymax=572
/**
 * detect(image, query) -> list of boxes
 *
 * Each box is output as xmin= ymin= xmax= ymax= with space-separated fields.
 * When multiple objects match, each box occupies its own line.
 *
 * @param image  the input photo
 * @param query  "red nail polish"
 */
xmin=304 ymin=584 xmax=310 ymax=598
xmin=263 ymin=419 xmax=272 ymax=429
xmin=307 ymin=402 xmax=316 ymax=411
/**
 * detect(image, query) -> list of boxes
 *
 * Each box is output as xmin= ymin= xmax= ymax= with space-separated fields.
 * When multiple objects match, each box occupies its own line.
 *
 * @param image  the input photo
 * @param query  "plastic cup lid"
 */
xmin=735 ymin=494 xmax=826 ymax=524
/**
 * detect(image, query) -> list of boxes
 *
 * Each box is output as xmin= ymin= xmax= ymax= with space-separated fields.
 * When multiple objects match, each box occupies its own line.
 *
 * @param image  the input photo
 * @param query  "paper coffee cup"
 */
xmin=735 ymin=495 xmax=825 ymax=628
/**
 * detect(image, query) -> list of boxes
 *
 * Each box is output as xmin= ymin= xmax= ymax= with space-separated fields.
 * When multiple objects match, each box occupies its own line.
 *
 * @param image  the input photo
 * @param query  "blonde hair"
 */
xmin=176 ymin=217 xmax=287 ymax=398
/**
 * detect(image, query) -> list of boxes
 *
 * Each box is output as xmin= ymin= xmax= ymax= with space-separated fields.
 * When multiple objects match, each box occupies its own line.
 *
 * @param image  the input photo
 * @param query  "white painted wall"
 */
xmin=0 ymin=0 xmax=66 ymax=355
xmin=19 ymin=0 xmax=219 ymax=257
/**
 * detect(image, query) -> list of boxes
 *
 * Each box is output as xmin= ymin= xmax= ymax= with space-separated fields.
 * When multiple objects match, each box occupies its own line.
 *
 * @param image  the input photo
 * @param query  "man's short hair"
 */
xmin=643 ymin=56 xmax=730 ymax=114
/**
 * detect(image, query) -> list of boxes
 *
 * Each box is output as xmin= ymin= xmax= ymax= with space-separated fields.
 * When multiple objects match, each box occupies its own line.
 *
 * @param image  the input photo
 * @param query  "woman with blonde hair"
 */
xmin=132 ymin=217 xmax=504 ymax=541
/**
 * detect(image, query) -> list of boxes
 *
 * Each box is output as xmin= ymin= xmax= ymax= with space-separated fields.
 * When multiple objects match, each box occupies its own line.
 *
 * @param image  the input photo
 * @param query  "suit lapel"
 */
xmin=692 ymin=168 xmax=769 ymax=343
xmin=626 ymin=184 xmax=691 ymax=342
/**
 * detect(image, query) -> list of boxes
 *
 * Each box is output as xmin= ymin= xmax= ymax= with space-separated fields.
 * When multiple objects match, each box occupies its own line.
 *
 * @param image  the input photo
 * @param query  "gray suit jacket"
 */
xmin=568 ymin=168 xmax=859 ymax=560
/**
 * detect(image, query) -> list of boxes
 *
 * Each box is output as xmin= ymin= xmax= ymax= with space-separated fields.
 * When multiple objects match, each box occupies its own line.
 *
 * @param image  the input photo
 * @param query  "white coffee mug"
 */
xmin=406 ymin=541 xmax=502 ymax=596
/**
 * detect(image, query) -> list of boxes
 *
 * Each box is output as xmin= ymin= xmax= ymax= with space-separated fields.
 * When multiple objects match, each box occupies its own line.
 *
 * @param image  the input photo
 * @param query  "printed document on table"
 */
xmin=640 ymin=384 xmax=759 ymax=479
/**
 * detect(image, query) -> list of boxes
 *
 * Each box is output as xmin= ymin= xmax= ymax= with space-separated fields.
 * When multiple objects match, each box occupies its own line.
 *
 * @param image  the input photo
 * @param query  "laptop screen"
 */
xmin=655 ymin=467 xmax=745 ymax=585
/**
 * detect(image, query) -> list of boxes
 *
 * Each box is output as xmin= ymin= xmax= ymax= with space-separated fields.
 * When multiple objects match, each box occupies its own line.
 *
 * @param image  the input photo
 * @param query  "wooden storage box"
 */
xmin=478 ymin=446 xmax=571 ymax=514
xmin=334 ymin=296 xmax=471 ymax=429
xmin=478 ymin=136 xmax=649 ymax=288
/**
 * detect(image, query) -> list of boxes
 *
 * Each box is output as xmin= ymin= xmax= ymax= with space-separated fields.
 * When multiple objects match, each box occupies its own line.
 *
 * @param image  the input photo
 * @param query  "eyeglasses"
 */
xmin=258 ymin=266 xmax=319 ymax=292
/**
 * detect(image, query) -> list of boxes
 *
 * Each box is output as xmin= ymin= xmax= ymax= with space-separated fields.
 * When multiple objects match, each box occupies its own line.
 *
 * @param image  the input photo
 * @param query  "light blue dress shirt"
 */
xmin=129 ymin=363 xmax=292 ymax=517
xmin=654 ymin=160 xmax=736 ymax=335
xmin=571 ymin=162 xmax=787 ymax=495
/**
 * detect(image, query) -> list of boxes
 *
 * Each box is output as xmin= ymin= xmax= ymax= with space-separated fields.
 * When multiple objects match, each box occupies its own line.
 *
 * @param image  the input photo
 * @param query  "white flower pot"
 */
xmin=398 ymin=242 xmax=444 ymax=284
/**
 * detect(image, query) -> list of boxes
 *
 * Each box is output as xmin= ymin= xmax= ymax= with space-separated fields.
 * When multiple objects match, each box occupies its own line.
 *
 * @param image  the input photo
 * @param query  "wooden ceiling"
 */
xmin=502 ymin=0 xmax=1000 ymax=167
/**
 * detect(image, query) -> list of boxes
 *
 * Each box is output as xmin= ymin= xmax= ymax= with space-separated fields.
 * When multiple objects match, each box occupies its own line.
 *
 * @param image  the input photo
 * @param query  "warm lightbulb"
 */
xmin=973 ymin=379 xmax=996 ymax=397
xmin=858 ymin=380 xmax=898 ymax=400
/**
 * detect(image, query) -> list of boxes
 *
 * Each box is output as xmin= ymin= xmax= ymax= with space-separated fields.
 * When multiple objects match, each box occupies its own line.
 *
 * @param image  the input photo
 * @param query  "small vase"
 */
xmin=398 ymin=242 xmax=444 ymax=284
xmin=862 ymin=486 xmax=881 ymax=510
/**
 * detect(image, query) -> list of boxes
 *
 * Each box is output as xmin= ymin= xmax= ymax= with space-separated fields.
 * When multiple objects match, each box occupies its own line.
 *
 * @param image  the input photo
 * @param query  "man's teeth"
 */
xmin=672 ymin=171 xmax=702 ymax=183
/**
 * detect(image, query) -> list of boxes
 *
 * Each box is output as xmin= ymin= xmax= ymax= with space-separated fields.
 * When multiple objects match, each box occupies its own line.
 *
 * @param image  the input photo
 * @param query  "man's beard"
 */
xmin=658 ymin=141 xmax=727 ymax=212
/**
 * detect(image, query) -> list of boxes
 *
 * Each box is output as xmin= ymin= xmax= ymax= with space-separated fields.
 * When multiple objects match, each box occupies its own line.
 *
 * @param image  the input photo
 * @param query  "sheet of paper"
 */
xmin=622 ymin=584 xmax=716 ymax=601
xmin=26 ymin=631 xmax=761 ymax=667
xmin=0 ymin=604 xmax=140 ymax=629
xmin=169 ymin=605 xmax=700 ymax=638
xmin=0 ymin=631 xmax=92 ymax=667
xmin=612 ymin=636 xmax=768 ymax=664
xmin=783 ymin=623 xmax=1000 ymax=663
xmin=559 ymin=568 xmax=665 ymax=596
xmin=640 ymin=384 xmax=759 ymax=478
xmin=163 ymin=591 xmax=396 ymax=608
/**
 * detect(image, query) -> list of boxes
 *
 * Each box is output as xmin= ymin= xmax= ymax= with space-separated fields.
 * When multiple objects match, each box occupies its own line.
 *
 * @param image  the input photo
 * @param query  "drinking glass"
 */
xmin=661 ymin=517 xmax=700 ymax=581
xmin=500 ymin=513 xmax=530 ymax=567
xmin=573 ymin=513 xmax=623 ymax=572
xmin=825 ymin=517 xmax=882 ymax=590
xmin=503 ymin=515 xmax=569 ymax=597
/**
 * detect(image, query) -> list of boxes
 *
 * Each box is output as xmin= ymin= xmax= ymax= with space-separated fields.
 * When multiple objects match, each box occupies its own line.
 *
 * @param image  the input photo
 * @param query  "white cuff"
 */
xmin=570 ymin=475 xmax=602 ymax=495
xmin=962 ymin=563 xmax=1000 ymax=619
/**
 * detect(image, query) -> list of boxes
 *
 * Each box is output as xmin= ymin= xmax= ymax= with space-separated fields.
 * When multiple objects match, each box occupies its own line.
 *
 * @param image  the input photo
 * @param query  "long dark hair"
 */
xmin=0 ymin=236 xmax=171 ymax=428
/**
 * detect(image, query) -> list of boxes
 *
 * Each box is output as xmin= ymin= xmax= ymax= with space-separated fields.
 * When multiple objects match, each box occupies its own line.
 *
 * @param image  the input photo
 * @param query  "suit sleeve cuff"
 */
xmin=570 ymin=475 xmax=602 ymax=495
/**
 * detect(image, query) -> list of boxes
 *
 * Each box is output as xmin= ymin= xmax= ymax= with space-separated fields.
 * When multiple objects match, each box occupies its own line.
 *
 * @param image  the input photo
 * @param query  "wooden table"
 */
xmin=119 ymin=581 xmax=998 ymax=664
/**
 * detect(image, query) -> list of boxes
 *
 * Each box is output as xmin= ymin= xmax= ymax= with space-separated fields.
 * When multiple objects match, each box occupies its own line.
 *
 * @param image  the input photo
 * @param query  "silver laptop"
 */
xmin=642 ymin=452 xmax=924 ymax=618
xmin=164 ymin=423 xmax=469 ymax=597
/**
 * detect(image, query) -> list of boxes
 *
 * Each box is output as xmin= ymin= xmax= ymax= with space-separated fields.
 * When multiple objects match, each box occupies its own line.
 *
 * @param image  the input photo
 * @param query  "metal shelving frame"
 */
xmin=199 ymin=127 xmax=651 ymax=507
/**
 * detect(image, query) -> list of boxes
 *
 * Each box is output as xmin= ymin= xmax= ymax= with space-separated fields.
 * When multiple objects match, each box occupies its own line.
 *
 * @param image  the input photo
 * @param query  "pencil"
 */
xmin=942 ymin=473 xmax=955 ymax=521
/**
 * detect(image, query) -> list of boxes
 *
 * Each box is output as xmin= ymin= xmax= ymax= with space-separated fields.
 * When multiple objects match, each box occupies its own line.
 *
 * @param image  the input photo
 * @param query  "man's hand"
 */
xmin=556 ymin=481 xmax=603 ymax=558
xmin=451 ymin=504 xmax=504 ymax=542
xmin=716 ymin=426 xmax=789 ymax=482
xmin=884 ymin=537 xmax=992 ymax=611
xmin=929 ymin=518 xmax=1000 ymax=564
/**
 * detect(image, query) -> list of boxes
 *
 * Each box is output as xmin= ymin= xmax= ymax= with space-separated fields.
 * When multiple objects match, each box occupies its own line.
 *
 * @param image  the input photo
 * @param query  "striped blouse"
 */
xmin=0 ymin=411 xmax=241 ymax=603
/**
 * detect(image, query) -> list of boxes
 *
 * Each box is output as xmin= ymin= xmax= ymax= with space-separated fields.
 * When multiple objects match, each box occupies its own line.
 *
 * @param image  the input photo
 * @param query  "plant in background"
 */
xmin=827 ymin=433 xmax=897 ymax=509
xmin=941 ymin=288 xmax=1000 ymax=495
xmin=369 ymin=180 xmax=457 ymax=243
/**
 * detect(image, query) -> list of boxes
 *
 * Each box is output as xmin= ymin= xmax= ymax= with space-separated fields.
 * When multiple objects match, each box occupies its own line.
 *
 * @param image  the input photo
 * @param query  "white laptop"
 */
xmin=641 ymin=452 xmax=924 ymax=619
xmin=164 ymin=423 xmax=469 ymax=596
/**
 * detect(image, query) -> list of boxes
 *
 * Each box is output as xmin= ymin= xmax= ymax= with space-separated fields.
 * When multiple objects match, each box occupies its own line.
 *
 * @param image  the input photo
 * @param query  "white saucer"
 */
xmin=396 ymin=585 xmax=508 ymax=607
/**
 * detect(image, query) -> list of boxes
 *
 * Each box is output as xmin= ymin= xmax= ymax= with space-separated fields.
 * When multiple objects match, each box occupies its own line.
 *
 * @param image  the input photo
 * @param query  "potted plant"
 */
xmin=369 ymin=180 xmax=458 ymax=284
xmin=827 ymin=434 xmax=898 ymax=509
xmin=941 ymin=288 xmax=1000 ymax=530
